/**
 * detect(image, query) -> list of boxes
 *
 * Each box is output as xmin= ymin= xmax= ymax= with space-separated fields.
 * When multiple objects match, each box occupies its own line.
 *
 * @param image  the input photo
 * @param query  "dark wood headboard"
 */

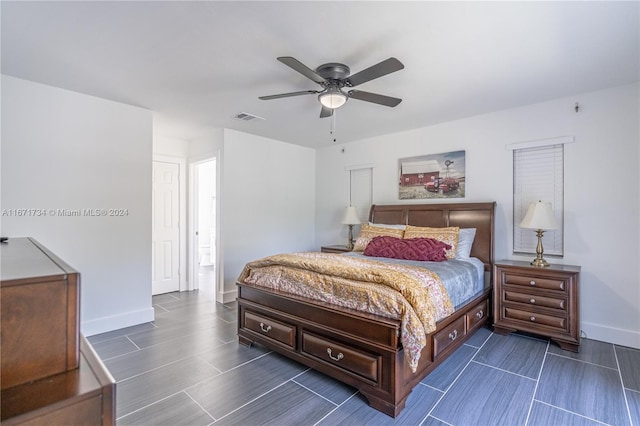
xmin=369 ymin=202 xmax=496 ymax=271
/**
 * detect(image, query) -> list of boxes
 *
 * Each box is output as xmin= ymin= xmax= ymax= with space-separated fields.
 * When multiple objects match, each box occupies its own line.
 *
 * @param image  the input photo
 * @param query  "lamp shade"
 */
xmin=341 ymin=206 xmax=360 ymax=225
xmin=319 ymin=87 xmax=347 ymax=109
xmin=520 ymin=201 xmax=558 ymax=230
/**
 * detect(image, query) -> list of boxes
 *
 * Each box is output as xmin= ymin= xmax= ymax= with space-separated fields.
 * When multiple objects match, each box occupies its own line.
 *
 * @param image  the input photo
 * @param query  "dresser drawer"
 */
xmin=504 ymin=291 xmax=566 ymax=311
xmin=466 ymin=300 xmax=488 ymax=331
xmin=302 ymin=333 xmax=379 ymax=383
xmin=433 ymin=316 xmax=466 ymax=360
xmin=504 ymin=307 xmax=567 ymax=331
xmin=503 ymin=273 xmax=566 ymax=292
xmin=243 ymin=311 xmax=296 ymax=350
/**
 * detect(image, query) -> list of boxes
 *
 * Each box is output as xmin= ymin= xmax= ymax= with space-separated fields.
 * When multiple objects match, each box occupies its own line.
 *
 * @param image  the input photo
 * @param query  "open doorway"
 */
xmin=191 ymin=158 xmax=217 ymax=299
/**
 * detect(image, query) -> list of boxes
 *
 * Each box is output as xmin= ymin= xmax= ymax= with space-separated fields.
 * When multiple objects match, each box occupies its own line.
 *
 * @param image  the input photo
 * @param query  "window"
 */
xmin=510 ymin=138 xmax=570 ymax=256
xmin=349 ymin=167 xmax=373 ymax=223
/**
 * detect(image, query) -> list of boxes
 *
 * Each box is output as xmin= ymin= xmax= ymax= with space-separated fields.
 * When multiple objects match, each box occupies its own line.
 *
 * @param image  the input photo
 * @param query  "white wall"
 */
xmin=316 ymin=82 xmax=640 ymax=349
xmin=1 ymin=75 xmax=154 ymax=336
xmin=221 ymin=129 xmax=315 ymax=301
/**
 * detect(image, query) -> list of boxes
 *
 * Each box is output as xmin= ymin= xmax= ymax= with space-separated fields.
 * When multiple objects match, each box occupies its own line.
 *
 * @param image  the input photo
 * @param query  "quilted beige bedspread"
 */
xmin=237 ymin=252 xmax=454 ymax=372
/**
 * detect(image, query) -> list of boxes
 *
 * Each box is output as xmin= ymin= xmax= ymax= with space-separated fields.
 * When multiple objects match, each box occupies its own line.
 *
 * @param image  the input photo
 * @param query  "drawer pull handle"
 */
xmin=530 ymin=298 xmax=536 ymax=304
xmin=448 ymin=330 xmax=458 ymax=340
xmin=530 ymin=280 xmax=536 ymax=286
xmin=259 ymin=322 xmax=272 ymax=333
xmin=530 ymin=316 xmax=536 ymax=322
xmin=327 ymin=348 xmax=344 ymax=362
xmin=476 ymin=310 xmax=484 ymax=319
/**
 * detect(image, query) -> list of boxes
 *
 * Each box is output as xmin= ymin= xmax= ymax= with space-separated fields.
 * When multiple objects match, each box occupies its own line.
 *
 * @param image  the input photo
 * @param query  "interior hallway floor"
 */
xmin=88 ymin=291 xmax=640 ymax=425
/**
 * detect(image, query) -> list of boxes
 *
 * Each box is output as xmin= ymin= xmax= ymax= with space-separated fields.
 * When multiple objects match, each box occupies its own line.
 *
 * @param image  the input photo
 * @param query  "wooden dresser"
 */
xmin=493 ymin=260 xmax=581 ymax=351
xmin=1 ymin=237 xmax=115 ymax=425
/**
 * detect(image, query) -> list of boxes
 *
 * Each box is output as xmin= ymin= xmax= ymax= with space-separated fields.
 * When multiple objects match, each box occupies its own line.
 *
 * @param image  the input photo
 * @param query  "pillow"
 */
xmin=367 ymin=222 xmax=407 ymax=230
xmin=363 ymin=236 xmax=450 ymax=262
xmin=403 ymin=225 xmax=460 ymax=259
xmin=456 ymin=228 xmax=477 ymax=259
xmin=353 ymin=223 xmax=405 ymax=252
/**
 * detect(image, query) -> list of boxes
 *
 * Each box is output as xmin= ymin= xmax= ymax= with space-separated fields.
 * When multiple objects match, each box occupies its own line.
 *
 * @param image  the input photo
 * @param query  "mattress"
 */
xmin=344 ymin=252 xmax=484 ymax=309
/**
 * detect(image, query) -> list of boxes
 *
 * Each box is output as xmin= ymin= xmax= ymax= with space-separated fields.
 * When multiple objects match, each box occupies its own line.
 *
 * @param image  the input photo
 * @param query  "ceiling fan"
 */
xmin=259 ymin=56 xmax=404 ymax=118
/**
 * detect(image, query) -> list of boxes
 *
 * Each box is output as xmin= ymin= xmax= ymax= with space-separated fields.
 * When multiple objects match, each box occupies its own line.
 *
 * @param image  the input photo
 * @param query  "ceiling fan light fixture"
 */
xmin=318 ymin=87 xmax=347 ymax=109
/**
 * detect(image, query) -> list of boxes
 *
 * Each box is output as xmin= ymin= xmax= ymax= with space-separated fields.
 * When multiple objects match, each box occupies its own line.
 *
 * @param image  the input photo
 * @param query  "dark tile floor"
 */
xmin=88 ymin=291 xmax=640 ymax=425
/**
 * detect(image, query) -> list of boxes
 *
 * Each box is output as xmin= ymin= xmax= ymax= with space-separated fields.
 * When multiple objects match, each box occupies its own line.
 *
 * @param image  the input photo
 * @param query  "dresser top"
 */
xmin=495 ymin=259 xmax=581 ymax=272
xmin=0 ymin=238 xmax=76 ymax=283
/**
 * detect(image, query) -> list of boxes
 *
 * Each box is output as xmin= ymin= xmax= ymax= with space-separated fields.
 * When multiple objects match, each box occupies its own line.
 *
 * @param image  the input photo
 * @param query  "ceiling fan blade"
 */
xmin=320 ymin=106 xmax=334 ymax=118
xmin=348 ymin=90 xmax=402 ymax=107
xmin=277 ymin=57 xmax=326 ymax=84
xmin=345 ymin=57 xmax=404 ymax=87
xmin=259 ymin=90 xmax=320 ymax=100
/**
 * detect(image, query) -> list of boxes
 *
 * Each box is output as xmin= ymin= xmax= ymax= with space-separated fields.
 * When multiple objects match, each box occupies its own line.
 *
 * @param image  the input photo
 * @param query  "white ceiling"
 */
xmin=2 ymin=1 xmax=638 ymax=148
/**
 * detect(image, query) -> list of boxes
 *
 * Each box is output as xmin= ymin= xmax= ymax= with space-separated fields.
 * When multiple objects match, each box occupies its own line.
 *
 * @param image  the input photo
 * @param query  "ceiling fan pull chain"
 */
xmin=331 ymin=111 xmax=336 ymax=142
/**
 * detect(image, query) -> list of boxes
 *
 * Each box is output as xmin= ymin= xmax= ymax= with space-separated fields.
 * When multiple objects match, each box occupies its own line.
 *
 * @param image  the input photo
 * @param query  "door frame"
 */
xmin=188 ymin=152 xmax=221 ymax=300
xmin=153 ymin=154 xmax=187 ymax=292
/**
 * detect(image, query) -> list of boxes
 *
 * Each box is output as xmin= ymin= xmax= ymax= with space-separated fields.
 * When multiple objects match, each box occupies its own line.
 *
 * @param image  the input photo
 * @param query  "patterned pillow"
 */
xmin=364 ymin=236 xmax=450 ymax=262
xmin=403 ymin=225 xmax=460 ymax=259
xmin=353 ymin=223 xmax=405 ymax=252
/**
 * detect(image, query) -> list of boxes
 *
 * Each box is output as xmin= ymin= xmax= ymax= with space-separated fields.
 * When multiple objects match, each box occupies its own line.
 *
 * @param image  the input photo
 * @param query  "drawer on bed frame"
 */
xmin=301 ymin=332 xmax=381 ymax=385
xmin=466 ymin=299 xmax=489 ymax=331
xmin=242 ymin=310 xmax=296 ymax=350
xmin=432 ymin=316 xmax=466 ymax=360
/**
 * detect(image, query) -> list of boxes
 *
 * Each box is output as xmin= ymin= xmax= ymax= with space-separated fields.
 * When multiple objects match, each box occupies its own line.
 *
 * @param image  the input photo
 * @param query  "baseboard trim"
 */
xmin=82 ymin=306 xmax=155 ymax=337
xmin=219 ymin=289 xmax=238 ymax=304
xmin=581 ymin=321 xmax=640 ymax=349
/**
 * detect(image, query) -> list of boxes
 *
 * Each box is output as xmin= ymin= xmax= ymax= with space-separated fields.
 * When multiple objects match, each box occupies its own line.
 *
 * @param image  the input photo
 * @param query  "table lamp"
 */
xmin=519 ymin=201 xmax=558 ymax=267
xmin=341 ymin=206 xmax=360 ymax=250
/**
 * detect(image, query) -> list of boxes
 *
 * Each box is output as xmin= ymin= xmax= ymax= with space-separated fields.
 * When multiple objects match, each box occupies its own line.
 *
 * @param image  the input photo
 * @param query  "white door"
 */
xmin=152 ymin=161 xmax=180 ymax=295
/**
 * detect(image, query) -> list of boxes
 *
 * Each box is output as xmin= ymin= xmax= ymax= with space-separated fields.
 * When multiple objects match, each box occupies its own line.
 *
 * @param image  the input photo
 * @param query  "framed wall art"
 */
xmin=398 ymin=150 xmax=466 ymax=199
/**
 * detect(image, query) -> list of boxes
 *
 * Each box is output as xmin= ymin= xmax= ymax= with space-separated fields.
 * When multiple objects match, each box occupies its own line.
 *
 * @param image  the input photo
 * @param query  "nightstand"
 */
xmin=321 ymin=245 xmax=352 ymax=253
xmin=493 ymin=260 xmax=581 ymax=352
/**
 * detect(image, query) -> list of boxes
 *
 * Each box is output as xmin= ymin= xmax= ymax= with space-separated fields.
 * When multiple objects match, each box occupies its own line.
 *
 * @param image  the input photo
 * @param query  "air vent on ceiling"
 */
xmin=233 ymin=112 xmax=265 ymax=122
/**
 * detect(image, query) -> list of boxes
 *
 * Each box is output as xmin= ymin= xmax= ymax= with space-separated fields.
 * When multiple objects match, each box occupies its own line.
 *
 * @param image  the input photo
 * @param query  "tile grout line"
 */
xmin=613 ymin=345 xmax=635 ymax=426
xmin=523 ymin=339 xmax=550 ymax=425
xmin=550 ymin=351 xmax=620 ymax=371
xmin=183 ymin=389 xmax=218 ymax=423
xmin=313 ymin=391 xmax=361 ymax=425
xmin=211 ymin=369 xmax=311 ymax=423
xmin=291 ymin=377 xmax=343 ymax=407
xmin=419 ymin=331 xmax=494 ymax=425
xmin=533 ymin=400 xmax=613 ymax=425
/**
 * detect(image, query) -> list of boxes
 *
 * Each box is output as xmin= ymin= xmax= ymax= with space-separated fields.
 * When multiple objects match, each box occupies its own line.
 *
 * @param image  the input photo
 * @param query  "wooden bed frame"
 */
xmin=237 ymin=202 xmax=496 ymax=417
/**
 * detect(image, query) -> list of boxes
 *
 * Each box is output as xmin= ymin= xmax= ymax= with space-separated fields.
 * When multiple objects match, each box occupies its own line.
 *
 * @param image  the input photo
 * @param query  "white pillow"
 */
xmin=456 ymin=228 xmax=476 ymax=259
xmin=368 ymin=222 xmax=406 ymax=230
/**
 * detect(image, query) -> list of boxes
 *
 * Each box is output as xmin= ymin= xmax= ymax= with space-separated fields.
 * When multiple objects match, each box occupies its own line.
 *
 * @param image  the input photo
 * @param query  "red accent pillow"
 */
xmin=363 ymin=236 xmax=451 ymax=262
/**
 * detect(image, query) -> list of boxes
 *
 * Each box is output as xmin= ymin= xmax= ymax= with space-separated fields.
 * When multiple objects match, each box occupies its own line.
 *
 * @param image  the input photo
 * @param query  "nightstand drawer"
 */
xmin=504 ymin=291 xmax=566 ymax=311
xmin=503 ymin=273 xmax=566 ymax=292
xmin=244 ymin=311 xmax=296 ymax=350
xmin=504 ymin=307 xmax=566 ymax=331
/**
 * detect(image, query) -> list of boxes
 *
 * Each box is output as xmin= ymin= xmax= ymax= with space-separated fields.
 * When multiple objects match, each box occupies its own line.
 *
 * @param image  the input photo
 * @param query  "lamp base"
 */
xmin=346 ymin=225 xmax=354 ymax=250
xmin=530 ymin=257 xmax=550 ymax=267
xmin=530 ymin=229 xmax=550 ymax=267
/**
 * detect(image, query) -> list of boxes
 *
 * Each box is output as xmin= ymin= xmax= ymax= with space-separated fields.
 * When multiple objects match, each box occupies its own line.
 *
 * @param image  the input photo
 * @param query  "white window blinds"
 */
xmin=513 ymin=144 xmax=564 ymax=256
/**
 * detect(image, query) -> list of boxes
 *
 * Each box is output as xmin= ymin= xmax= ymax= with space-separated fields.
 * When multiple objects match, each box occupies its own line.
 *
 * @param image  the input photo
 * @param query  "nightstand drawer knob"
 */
xmin=448 ymin=330 xmax=458 ymax=340
xmin=530 ymin=298 xmax=536 ymax=304
xmin=530 ymin=280 xmax=536 ymax=286
xmin=476 ymin=310 xmax=484 ymax=319
xmin=530 ymin=316 xmax=536 ymax=322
